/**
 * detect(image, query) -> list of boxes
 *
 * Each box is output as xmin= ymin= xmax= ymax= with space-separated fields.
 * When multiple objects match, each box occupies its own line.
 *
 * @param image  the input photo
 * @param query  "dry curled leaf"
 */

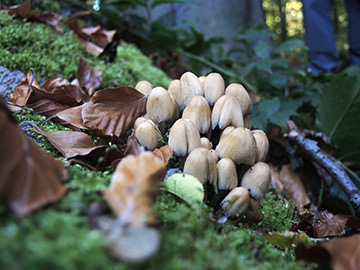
xmin=152 ymin=145 xmax=173 ymax=164
xmin=278 ymin=164 xmax=311 ymax=207
xmin=296 ymin=234 xmax=360 ymax=270
xmin=0 ymin=98 xmax=66 ymax=216
xmin=105 ymin=152 xmax=167 ymax=226
xmin=76 ymin=58 xmax=102 ymax=96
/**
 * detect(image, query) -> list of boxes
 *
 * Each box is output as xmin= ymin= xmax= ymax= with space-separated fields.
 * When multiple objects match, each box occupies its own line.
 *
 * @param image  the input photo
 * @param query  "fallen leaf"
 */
xmin=296 ymin=234 xmax=360 ymax=270
xmin=7 ymin=0 xmax=31 ymax=18
xmin=164 ymin=173 xmax=204 ymax=208
xmin=9 ymin=70 xmax=40 ymax=106
xmin=94 ymin=216 xmax=160 ymax=262
xmin=42 ymin=77 xmax=70 ymax=91
xmin=111 ymin=135 xmax=145 ymax=169
xmin=76 ymin=58 xmax=102 ymax=95
xmin=263 ymin=231 xmax=311 ymax=250
xmin=279 ymin=164 xmax=311 ymax=207
xmin=314 ymin=212 xmax=349 ymax=237
xmin=0 ymin=97 xmax=66 ymax=216
xmin=105 ymin=152 xmax=167 ymax=225
xmin=152 ymin=145 xmax=173 ymax=164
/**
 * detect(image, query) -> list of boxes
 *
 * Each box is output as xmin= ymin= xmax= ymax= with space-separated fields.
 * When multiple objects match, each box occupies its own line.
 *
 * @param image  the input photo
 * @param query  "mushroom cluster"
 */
xmin=133 ymin=72 xmax=271 ymax=222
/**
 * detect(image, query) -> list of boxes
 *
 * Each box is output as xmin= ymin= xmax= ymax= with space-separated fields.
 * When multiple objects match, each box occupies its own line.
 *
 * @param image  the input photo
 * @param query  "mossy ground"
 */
xmin=0 ymin=14 xmax=317 ymax=270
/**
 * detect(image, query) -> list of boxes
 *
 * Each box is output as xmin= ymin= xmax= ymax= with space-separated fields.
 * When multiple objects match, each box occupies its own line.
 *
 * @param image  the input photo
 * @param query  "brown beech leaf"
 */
xmin=81 ymin=25 xmax=117 ymax=48
xmin=152 ymin=145 xmax=173 ymax=164
xmin=314 ymin=212 xmax=349 ymax=238
xmin=76 ymin=58 xmax=102 ymax=95
xmin=296 ymin=235 xmax=360 ymax=270
xmin=9 ymin=70 xmax=40 ymax=106
xmin=31 ymin=123 xmax=106 ymax=158
xmin=8 ymin=0 xmax=31 ymax=18
xmin=279 ymin=164 xmax=311 ymax=207
xmin=0 ymin=98 xmax=66 ymax=216
xmin=111 ymin=135 xmax=145 ymax=169
xmin=42 ymin=77 xmax=70 ymax=91
xmin=81 ymin=40 xmax=104 ymax=56
xmin=27 ymin=11 xmax=62 ymax=27
xmin=82 ymin=87 xmax=147 ymax=137
xmin=105 ymin=152 xmax=167 ymax=226
xmin=56 ymin=104 xmax=88 ymax=129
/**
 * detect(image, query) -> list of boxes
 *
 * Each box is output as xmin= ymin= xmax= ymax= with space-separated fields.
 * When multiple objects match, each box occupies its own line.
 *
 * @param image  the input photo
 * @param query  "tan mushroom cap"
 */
xmin=225 ymin=83 xmax=253 ymax=115
xmin=200 ymin=137 xmax=212 ymax=150
xmin=182 ymin=96 xmax=211 ymax=134
xmin=168 ymin=119 xmax=201 ymax=156
xmin=221 ymin=187 xmax=250 ymax=217
xmin=135 ymin=80 xmax=153 ymax=95
xmin=147 ymin=87 xmax=175 ymax=123
xmin=252 ymin=129 xmax=269 ymax=162
xmin=217 ymin=158 xmax=238 ymax=190
xmin=180 ymin=72 xmax=203 ymax=106
xmin=241 ymin=162 xmax=271 ymax=199
xmin=215 ymin=127 xmax=256 ymax=165
xmin=203 ymin=72 xmax=225 ymax=105
xmin=168 ymin=79 xmax=182 ymax=108
xmin=212 ymin=95 xmax=244 ymax=130
xmin=134 ymin=119 xmax=162 ymax=150
xmin=184 ymin=147 xmax=217 ymax=188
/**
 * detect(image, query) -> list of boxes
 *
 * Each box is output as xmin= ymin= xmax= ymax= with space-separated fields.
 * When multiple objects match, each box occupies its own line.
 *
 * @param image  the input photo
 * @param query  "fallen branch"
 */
xmin=284 ymin=121 xmax=360 ymax=216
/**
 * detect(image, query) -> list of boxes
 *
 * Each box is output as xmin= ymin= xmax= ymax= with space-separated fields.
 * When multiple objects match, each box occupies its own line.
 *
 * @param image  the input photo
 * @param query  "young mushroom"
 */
xmin=180 ymin=71 xmax=203 ymax=100
xmin=167 ymin=79 xmax=183 ymax=108
xmin=182 ymin=96 xmax=211 ymax=134
xmin=252 ymin=129 xmax=269 ymax=162
xmin=146 ymin=87 xmax=176 ymax=124
xmin=217 ymin=158 xmax=238 ymax=191
xmin=134 ymin=119 xmax=162 ymax=150
xmin=225 ymin=83 xmax=252 ymax=115
xmin=168 ymin=119 xmax=201 ymax=156
xmin=200 ymin=137 xmax=212 ymax=150
xmin=135 ymin=80 xmax=153 ymax=95
xmin=183 ymin=147 xmax=217 ymax=190
xmin=212 ymin=95 xmax=244 ymax=130
xmin=203 ymin=72 xmax=225 ymax=105
xmin=221 ymin=187 xmax=250 ymax=217
xmin=215 ymin=127 xmax=257 ymax=166
xmin=241 ymin=162 xmax=271 ymax=200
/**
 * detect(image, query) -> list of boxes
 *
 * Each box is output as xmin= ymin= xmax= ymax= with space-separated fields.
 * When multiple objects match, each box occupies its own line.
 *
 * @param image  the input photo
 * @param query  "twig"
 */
xmin=284 ymin=121 xmax=360 ymax=216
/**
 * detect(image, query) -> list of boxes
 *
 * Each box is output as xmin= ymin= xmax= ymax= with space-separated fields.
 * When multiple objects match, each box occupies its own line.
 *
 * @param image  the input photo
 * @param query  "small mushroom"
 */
xmin=184 ymin=147 xmax=217 ymax=188
xmin=241 ymin=162 xmax=271 ymax=200
xmin=134 ymin=119 xmax=162 ymax=150
xmin=252 ymin=129 xmax=269 ymax=162
xmin=225 ymin=83 xmax=252 ymax=115
xmin=135 ymin=80 xmax=153 ymax=95
xmin=215 ymin=127 xmax=256 ymax=165
xmin=133 ymin=116 xmax=149 ymax=130
xmin=217 ymin=158 xmax=237 ymax=191
xmin=209 ymin=149 xmax=219 ymax=163
xmin=168 ymin=119 xmax=201 ymax=156
xmin=180 ymin=71 xmax=203 ymax=98
xmin=212 ymin=95 xmax=244 ymax=130
xmin=198 ymin=75 xmax=206 ymax=84
xmin=203 ymin=73 xmax=225 ymax=105
xmin=182 ymin=96 xmax=211 ymax=134
xmin=147 ymin=87 xmax=175 ymax=123
xmin=221 ymin=187 xmax=250 ymax=217
xmin=200 ymin=137 xmax=212 ymax=150
xmin=167 ymin=79 xmax=183 ymax=108
xmin=219 ymin=126 xmax=235 ymax=141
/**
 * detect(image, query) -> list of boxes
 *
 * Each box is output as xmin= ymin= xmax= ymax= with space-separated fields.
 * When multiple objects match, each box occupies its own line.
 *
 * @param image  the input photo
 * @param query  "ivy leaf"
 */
xmin=317 ymin=74 xmax=360 ymax=162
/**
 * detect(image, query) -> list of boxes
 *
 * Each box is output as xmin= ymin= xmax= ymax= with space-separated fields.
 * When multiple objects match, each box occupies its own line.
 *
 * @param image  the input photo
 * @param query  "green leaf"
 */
xmin=164 ymin=173 xmax=204 ymax=208
xmin=317 ymin=74 xmax=360 ymax=162
xmin=254 ymin=42 xmax=269 ymax=58
xmin=273 ymin=39 xmax=308 ymax=54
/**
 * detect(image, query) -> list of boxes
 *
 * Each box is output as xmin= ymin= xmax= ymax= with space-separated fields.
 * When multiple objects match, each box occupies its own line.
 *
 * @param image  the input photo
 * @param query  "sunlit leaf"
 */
xmin=263 ymin=231 xmax=311 ymax=250
xmin=105 ymin=152 xmax=167 ymax=225
xmin=153 ymin=145 xmax=173 ymax=164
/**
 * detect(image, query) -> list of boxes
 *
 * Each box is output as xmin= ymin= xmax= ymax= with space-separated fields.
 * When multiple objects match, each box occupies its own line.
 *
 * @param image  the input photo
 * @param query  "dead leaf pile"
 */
xmin=0 ymin=97 xmax=67 ymax=216
xmin=6 ymin=0 xmax=62 ymax=27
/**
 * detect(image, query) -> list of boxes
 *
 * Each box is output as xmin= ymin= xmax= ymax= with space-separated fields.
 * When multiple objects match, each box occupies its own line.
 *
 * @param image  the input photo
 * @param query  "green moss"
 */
xmin=0 ymin=13 xmax=171 ymax=88
xmin=256 ymin=191 xmax=300 ymax=233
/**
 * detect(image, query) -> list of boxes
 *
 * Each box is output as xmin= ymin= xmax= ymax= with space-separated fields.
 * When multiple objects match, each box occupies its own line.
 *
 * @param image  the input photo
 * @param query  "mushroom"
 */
xmin=212 ymin=95 xmax=244 ymax=130
xmin=225 ymin=83 xmax=252 ymax=115
xmin=215 ymin=127 xmax=256 ymax=165
xmin=184 ymin=147 xmax=217 ymax=188
xmin=241 ymin=162 xmax=271 ymax=200
xmin=135 ymin=80 xmax=153 ymax=95
xmin=217 ymin=158 xmax=238 ymax=191
xmin=133 ymin=116 xmax=149 ymax=130
xmin=134 ymin=119 xmax=162 ymax=150
xmin=182 ymin=96 xmax=211 ymax=134
xmin=168 ymin=119 xmax=201 ymax=156
xmin=167 ymin=79 xmax=183 ymax=108
xmin=221 ymin=187 xmax=250 ymax=217
xmin=252 ymin=129 xmax=269 ymax=162
xmin=180 ymin=71 xmax=203 ymax=100
xmin=203 ymin=72 xmax=225 ymax=105
xmin=146 ymin=87 xmax=176 ymax=124
xmin=200 ymin=137 xmax=212 ymax=150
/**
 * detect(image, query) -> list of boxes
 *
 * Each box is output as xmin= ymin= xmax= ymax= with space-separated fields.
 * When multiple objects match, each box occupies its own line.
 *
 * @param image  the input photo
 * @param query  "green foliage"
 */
xmin=316 ymin=69 xmax=360 ymax=162
xmin=0 ymin=13 xmax=170 ymax=88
